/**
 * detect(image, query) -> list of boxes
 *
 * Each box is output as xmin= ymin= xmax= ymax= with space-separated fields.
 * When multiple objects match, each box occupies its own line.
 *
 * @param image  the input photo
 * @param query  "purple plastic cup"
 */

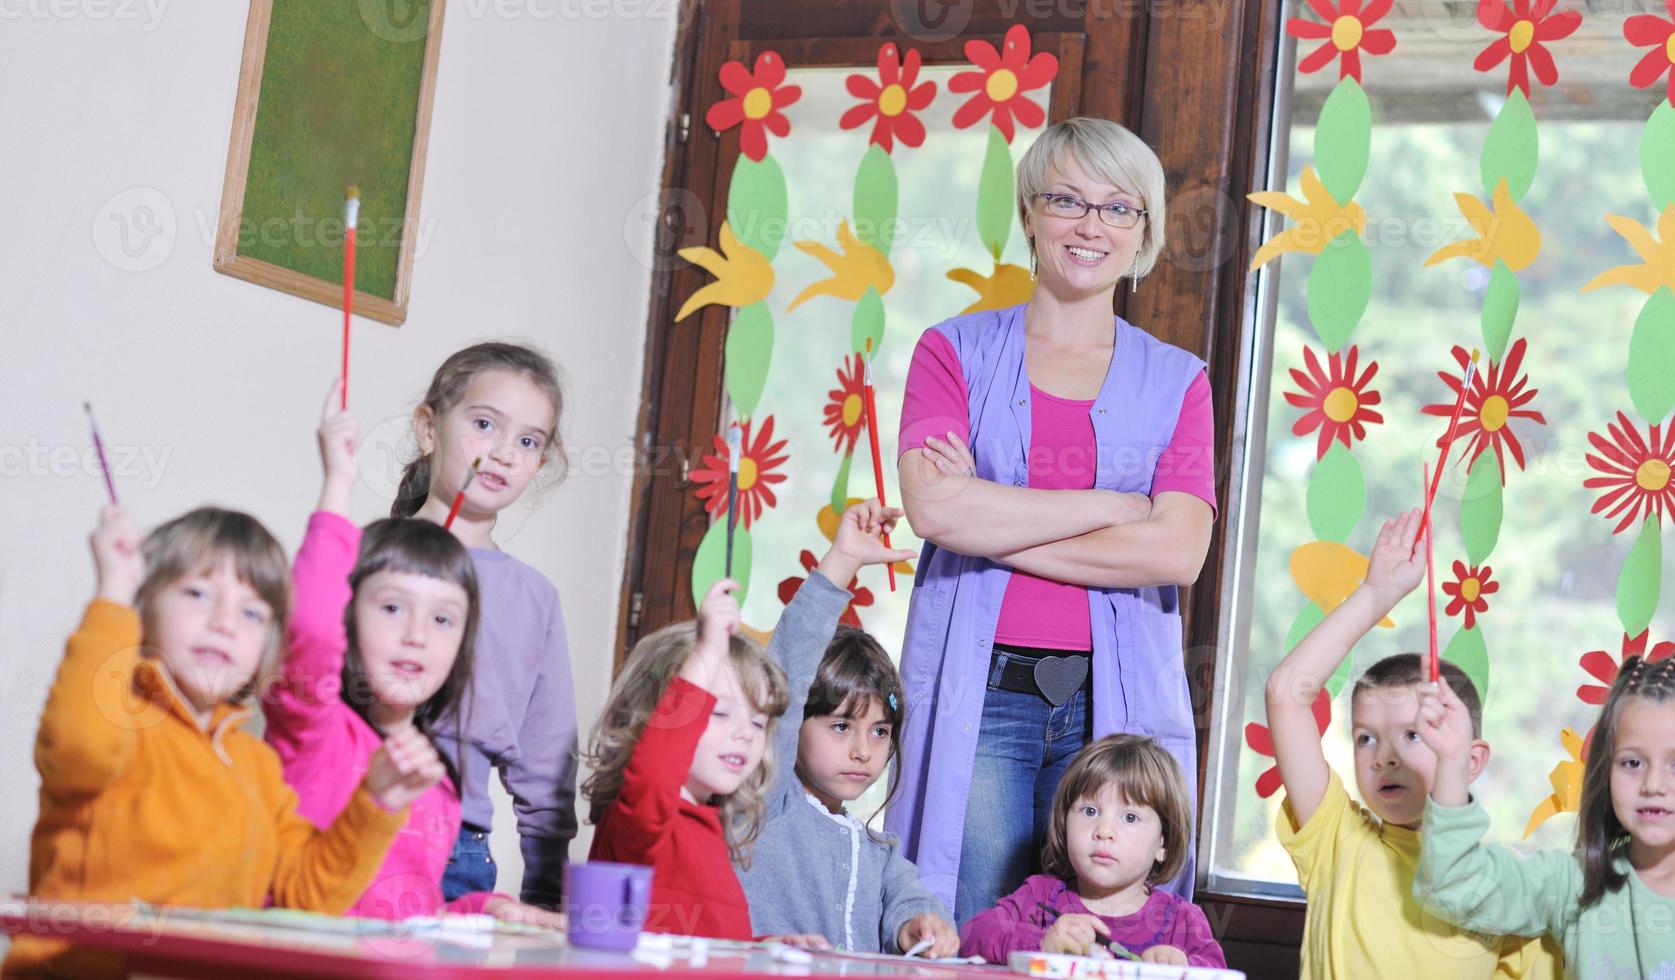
xmin=564 ymin=862 xmax=654 ymax=951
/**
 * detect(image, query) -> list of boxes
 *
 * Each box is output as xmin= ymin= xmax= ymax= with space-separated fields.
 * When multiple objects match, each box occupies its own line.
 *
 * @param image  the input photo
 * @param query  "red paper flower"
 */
xmin=1285 ymin=345 xmax=1383 ymax=460
xmin=1246 ymin=689 xmax=1332 ymax=799
xmin=1474 ymin=0 xmax=1583 ymax=96
xmin=1579 ymin=631 xmax=1675 ymax=704
xmin=841 ymin=43 xmax=937 ymax=153
xmin=689 ymin=416 xmax=789 ymax=529
xmin=1625 ymin=1 xmax=1675 ymax=104
xmin=1440 ymin=561 xmax=1498 ymax=630
xmin=1584 ymin=411 xmax=1675 ymax=534
xmin=949 ymin=24 xmax=1058 ymax=143
xmin=823 ymin=354 xmax=867 ymax=457
xmin=779 ymin=549 xmax=873 ymax=628
xmin=1286 ymin=0 xmax=1397 ymax=82
xmin=1420 ymin=339 xmax=1545 ymax=485
xmin=705 ymin=52 xmax=801 ymax=162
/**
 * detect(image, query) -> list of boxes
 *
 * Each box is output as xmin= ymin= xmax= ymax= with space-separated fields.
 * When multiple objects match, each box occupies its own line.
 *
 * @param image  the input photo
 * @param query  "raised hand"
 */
xmin=819 ymin=498 xmax=918 ymax=588
xmin=91 ymin=504 xmax=144 ymax=607
xmin=362 ymin=727 xmax=445 ymax=813
xmin=1363 ymin=507 xmax=1425 ymax=612
xmin=318 ymin=378 xmax=360 ymax=515
xmin=679 ymin=579 xmax=740 ymax=691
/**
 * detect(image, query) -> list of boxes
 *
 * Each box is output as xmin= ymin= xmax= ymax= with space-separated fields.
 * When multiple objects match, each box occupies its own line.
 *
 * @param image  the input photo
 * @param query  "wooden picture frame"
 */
xmin=213 ymin=0 xmax=447 ymax=326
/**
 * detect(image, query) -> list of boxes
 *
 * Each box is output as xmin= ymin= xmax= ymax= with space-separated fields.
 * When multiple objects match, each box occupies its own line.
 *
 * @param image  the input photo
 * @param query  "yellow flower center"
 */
xmin=986 ymin=68 xmax=1019 ymax=103
xmin=1460 ymin=577 xmax=1481 ymax=603
xmin=1323 ymin=386 xmax=1360 ymax=424
xmin=1638 ymin=458 xmax=1672 ymax=493
xmin=1479 ymin=394 xmax=1510 ymax=433
xmin=1509 ymin=20 xmax=1535 ymax=54
xmin=742 ymin=87 xmax=773 ymax=120
xmin=1332 ymin=15 xmax=1363 ymax=52
xmin=842 ymin=393 xmax=864 ymax=428
xmin=879 ymin=83 xmax=908 ymax=117
xmin=1667 ymin=33 xmax=1675 ymax=64
xmin=738 ymin=456 xmax=759 ymax=491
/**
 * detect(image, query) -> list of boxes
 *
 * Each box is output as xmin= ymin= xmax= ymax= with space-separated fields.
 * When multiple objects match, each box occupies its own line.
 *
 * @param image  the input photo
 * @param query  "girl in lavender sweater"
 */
xmin=959 ymin=734 xmax=1224 ymax=966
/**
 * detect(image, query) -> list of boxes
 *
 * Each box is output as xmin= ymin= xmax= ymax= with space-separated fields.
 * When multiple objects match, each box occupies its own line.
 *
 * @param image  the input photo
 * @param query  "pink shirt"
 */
xmin=899 ymin=329 xmax=1216 ymax=651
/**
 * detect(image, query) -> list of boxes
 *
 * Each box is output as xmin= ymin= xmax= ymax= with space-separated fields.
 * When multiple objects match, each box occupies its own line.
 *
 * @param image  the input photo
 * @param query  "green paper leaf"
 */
xmin=692 ymin=519 xmax=753 ymax=609
xmin=724 ymin=303 xmax=774 ymax=418
xmin=1306 ymin=232 xmax=1371 ymax=352
xmin=831 ymin=451 xmax=854 ymax=516
xmin=854 ymin=144 xmax=898 ymax=259
xmin=1307 ymin=444 xmax=1365 ymax=542
xmin=1628 ymin=288 xmax=1675 ymax=423
xmin=1314 ymin=79 xmax=1371 ymax=205
xmin=1642 ymin=101 xmax=1675 ymax=211
xmin=851 ymin=287 xmax=885 ymax=355
xmin=1283 ymin=603 xmax=1351 ymax=697
xmin=1459 ymin=457 xmax=1503 ymax=567
xmin=977 ymin=126 xmax=1014 ymax=261
xmin=1618 ymin=519 xmax=1663 ymax=637
xmin=1480 ymin=90 xmax=1537 ymax=202
xmin=1480 ymin=260 xmax=1519 ymax=363
xmin=1442 ymin=625 xmax=1490 ymax=705
xmin=728 ymin=156 xmax=789 ymax=260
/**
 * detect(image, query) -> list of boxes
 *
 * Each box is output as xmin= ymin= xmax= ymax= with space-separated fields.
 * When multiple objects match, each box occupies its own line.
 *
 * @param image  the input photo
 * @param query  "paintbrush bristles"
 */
xmin=460 ymin=457 xmax=483 ymax=491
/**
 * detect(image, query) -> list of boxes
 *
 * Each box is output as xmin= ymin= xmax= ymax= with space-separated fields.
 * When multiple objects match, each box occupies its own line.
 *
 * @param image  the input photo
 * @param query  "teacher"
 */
xmin=886 ymin=117 xmax=1216 ymax=925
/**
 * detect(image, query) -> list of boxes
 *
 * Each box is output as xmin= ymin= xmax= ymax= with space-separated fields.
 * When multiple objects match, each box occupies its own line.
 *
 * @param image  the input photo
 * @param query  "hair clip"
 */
xmin=888 ymin=691 xmax=899 ymax=712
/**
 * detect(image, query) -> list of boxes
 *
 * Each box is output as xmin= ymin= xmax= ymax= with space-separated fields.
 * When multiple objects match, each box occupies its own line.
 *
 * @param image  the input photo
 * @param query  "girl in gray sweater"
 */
xmin=737 ymin=499 xmax=958 ymax=956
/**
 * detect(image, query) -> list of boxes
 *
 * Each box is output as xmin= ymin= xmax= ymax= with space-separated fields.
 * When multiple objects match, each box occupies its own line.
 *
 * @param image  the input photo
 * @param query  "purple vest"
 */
xmin=885 ymin=304 xmax=1206 ymax=912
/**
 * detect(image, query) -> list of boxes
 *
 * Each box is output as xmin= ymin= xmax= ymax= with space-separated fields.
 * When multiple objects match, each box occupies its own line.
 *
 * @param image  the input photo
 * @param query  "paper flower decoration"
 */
xmin=949 ymin=24 xmax=1058 ymax=143
xmin=1582 ymin=205 xmax=1675 ymax=295
xmin=1424 ymin=178 xmax=1542 ymax=271
xmin=1625 ymin=2 xmax=1675 ymax=103
xmin=779 ymin=549 xmax=874 ymax=628
xmin=1578 ymin=631 xmax=1675 ymax=704
xmin=1246 ymin=689 xmax=1332 ymax=798
xmin=947 ymin=262 xmax=1035 ymax=314
xmin=1248 ymin=166 xmax=1368 ymax=270
xmin=841 ymin=43 xmax=936 ymax=153
xmin=689 ymin=415 xmax=789 ymax=529
xmin=1584 ymin=411 xmax=1675 ymax=534
xmin=1285 ymin=345 xmax=1383 ymax=461
xmin=1524 ymin=727 xmax=1587 ymax=838
xmin=1421 ymin=339 xmax=1545 ymax=485
xmin=705 ymin=52 xmax=801 ymax=163
xmin=674 ymin=221 xmax=775 ymax=322
xmin=1286 ymin=0 xmax=1396 ymax=82
xmin=1290 ymin=541 xmax=1396 ymax=627
xmin=1441 ymin=561 xmax=1498 ymax=630
xmin=824 ymin=354 xmax=867 ymax=456
xmin=1474 ymin=0 xmax=1583 ymax=97
xmin=787 ymin=220 xmax=896 ymax=311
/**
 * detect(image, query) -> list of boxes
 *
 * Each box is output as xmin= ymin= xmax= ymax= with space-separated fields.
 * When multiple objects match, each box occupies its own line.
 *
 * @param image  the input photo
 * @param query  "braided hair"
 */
xmin=1577 ymin=652 xmax=1675 ymax=907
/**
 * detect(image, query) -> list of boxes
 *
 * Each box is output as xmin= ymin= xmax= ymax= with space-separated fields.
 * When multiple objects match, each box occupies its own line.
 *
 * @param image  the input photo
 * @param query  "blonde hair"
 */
xmin=135 ymin=507 xmax=292 ymax=701
xmin=1016 ymin=117 xmax=1168 ymax=278
xmin=1040 ymin=734 xmax=1193 ymax=886
xmin=583 ymin=621 xmax=789 ymax=866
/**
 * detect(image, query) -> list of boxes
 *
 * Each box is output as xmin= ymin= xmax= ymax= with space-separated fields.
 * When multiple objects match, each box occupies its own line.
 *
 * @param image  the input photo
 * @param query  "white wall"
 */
xmin=0 ymin=0 xmax=677 ymax=910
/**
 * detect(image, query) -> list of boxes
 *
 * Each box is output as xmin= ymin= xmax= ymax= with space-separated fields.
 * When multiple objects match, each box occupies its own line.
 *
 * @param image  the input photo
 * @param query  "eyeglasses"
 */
xmin=1034 ymin=192 xmax=1147 ymax=230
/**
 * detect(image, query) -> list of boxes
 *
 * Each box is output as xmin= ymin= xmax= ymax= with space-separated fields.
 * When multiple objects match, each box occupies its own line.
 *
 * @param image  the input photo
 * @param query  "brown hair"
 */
xmin=392 ymin=342 xmax=567 ymax=518
xmin=1041 ymin=734 xmax=1193 ymax=886
xmin=799 ymin=624 xmax=904 ymax=831
xmin=1578 ymin=654 xmax=1675 ymax=907
xmin=1352 ymin=653 xmax=1484 ymax=738
xmin=582 ymin=621 xmax=789 ymax=866
xmin=136 ymin=507 xmax=292 ymax=700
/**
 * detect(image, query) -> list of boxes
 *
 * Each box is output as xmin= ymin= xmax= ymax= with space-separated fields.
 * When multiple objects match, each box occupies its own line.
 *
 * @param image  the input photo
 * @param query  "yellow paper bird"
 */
xmin=1247 ymin=166 xmax=1367 ymax=271
xmin=787 ymin=220 xmax=895 ymax=311
xmin=1583 ymin=204 xmax=1675 ymax=295
xmin=1424 ymin=177 xmax=1542 ymax=272
xmin=947 ymin=262 xmax=1035 ymax=314
xmin=1289 ymin=541 xmax=1395 ymax=628
xmin=1525 ymin=727 xmax=1586 ymax=838
xmin=819 ymin=500 xmax=912 ymax=575
xmin=673 ymin=221 xmax=774 ymax=322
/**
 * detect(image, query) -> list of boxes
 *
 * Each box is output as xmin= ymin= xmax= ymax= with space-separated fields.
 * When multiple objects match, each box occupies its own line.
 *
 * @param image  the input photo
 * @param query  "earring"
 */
xmin=1130 ymin=253 xmax=1139 ymax=293
xmin=1029 ymin=247 xmax=1037 ymax=283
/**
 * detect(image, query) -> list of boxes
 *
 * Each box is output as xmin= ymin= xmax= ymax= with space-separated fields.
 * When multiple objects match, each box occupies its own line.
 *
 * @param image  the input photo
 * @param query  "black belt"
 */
xmin=992 ymin=643 xmax=1092 ymax=706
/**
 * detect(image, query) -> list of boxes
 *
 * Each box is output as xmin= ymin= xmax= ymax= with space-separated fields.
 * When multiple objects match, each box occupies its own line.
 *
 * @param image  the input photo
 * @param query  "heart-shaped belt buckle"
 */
xmin=1032 ymin=656 xmax=1090 ymax=707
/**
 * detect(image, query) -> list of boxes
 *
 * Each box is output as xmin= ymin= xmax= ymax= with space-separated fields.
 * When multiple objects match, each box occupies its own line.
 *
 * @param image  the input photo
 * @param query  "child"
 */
xmin=1264 ymin=508 xmax=1557 ymax=978
xmin=958 ymin=734 xmax=1224 ymax=966
xmin=263 ymin=384 xmax=563 ymax=926
xmin=582 ymin=578 xmax=790 ymax=939
xmin=392 ymin=342 xmax=577 ymax=908
xmin=737 ymin=499 xmax=959 ymax=955
xmin=9 ymin=504 xmax=430 ymax=977
xmin=1416 ymin=653 xmax=1675 ymax=976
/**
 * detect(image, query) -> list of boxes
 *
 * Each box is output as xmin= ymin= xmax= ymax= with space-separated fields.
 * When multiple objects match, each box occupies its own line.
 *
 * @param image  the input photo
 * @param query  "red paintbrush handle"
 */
xmin=342 ymin=227 xmax=356 ymax=409
xmin=862 ymin=380 xmax=896 ymax=591
xmin=444 ymin=490 xmax=465 ymax=530
xmin=1424 ymin=463 xmax=1439 ymax=684
xmin=1416 ymin=359 xmax=1477 ymax=543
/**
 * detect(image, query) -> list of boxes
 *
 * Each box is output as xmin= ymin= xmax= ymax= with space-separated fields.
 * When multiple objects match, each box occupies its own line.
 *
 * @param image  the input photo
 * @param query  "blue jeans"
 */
xmin=442 ymin=824 xmax=497 ymax=901
xmin=954 ymin=653 xmax=1092 ymax=926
